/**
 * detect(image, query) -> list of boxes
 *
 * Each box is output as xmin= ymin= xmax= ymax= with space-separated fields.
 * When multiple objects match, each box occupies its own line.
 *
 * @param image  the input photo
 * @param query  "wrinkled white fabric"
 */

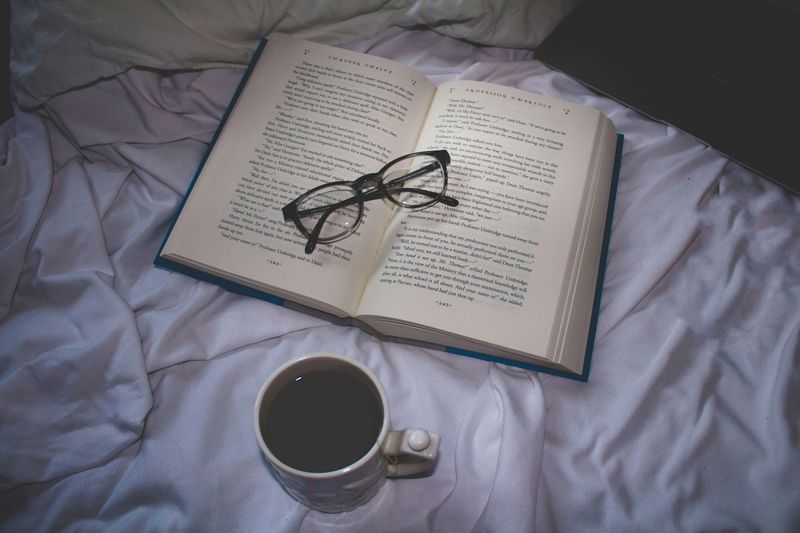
xmin=1 ymin=27 xmax=798 ymax=532
xmin=8 ymin=0 xmax=578 ymax=108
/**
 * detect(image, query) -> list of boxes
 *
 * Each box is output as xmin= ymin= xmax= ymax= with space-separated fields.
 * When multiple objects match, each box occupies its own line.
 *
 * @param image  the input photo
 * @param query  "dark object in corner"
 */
xmin=1 ymin=0 xmax=10 ymax=123
xmin=535 ymin=0 xmax=800 ymax=195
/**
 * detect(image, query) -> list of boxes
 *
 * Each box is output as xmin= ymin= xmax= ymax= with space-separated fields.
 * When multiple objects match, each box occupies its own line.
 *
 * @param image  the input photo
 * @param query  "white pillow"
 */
xmin=9 ymin=0 xmax=578 ymax=108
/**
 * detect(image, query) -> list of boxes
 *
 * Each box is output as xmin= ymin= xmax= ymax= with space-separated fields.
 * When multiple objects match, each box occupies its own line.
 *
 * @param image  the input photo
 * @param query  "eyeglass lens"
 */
xmin=296 ymin=184 xmax=360 ymax=241
xmin=384 ymin=154 xmax=446 ymax=208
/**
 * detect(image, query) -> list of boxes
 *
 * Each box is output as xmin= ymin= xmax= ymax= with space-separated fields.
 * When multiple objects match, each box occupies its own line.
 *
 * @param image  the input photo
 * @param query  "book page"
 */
xmin=357 ymin=81 xmax=607 ymax=360
xmin=161 ymin=34 xmax=435 ymax=316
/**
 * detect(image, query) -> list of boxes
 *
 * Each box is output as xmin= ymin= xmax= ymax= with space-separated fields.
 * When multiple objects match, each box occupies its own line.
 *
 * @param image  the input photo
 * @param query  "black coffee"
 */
xmin=261 ymin=369 xmax=383 ymax=473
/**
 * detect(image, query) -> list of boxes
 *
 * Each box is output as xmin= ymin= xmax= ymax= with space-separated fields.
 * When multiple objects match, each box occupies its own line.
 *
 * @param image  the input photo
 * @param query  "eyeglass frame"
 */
xmin=281 ymin=150 xmax=458 ymax=254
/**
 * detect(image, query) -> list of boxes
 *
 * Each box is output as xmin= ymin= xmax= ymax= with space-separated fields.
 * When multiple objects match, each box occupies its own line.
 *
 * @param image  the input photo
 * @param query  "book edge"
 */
xmin=575 ymin=132 xmax=624 ymax=381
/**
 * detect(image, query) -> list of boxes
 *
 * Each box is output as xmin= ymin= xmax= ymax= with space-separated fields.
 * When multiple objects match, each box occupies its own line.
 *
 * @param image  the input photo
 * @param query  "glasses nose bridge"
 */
xmin=352 ymin=172 xmax=382 ymax=191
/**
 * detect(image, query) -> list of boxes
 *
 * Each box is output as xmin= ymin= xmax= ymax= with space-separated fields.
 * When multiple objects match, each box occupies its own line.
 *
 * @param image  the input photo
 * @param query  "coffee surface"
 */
xmin=262 ymin=369 xmax=383 ymax=473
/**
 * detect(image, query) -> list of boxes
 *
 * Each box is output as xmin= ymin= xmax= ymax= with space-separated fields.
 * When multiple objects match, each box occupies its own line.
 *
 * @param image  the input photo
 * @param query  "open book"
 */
xmin=156 ymin=33 xmax=622 ymax=380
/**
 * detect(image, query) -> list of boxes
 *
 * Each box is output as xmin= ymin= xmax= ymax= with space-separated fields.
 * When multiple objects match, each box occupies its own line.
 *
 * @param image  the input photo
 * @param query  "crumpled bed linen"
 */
xmin=9 ymin=0 xmax=579 ymax=108
xmin=1 ymin=27 xmax=799 ymax=532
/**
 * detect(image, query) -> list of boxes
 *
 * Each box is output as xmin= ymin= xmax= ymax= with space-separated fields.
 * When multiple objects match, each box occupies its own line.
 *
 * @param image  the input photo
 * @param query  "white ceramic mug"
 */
xmin=253 ymin=353 xmax=440 ymax=513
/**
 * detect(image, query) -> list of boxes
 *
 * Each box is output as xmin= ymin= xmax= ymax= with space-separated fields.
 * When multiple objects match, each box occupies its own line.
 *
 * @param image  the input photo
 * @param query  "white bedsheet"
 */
xmin=1 ymin=27 xmax=799 ymax=531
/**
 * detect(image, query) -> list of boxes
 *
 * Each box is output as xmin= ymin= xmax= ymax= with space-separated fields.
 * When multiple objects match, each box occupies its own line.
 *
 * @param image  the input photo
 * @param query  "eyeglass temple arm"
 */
xmin=382 ymin=164 xmax=458 ymax=205
xmin=284 ymin=193 xmax=364 ymax=221
xmin=290 ymin=187 xmax=458 ymax=224
xmin=286 ymin=184 xmax=458 ymax=222
xmin=303 ymin=208 xmax=336 ymax=254
xmin=383 ymin=163 xmax=438 ymax=186
xmin=281 ymin=171 xmax=381 ymax=222
xmin=379 ymin=188 xmax=458 ymax=206
xmin=289 ymin=164 xmax=458 ymax=220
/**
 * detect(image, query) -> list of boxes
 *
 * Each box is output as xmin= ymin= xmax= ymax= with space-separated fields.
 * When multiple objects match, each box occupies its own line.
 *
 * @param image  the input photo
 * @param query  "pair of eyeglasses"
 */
xmin=282 ymin=150 xmax=458 ymax=254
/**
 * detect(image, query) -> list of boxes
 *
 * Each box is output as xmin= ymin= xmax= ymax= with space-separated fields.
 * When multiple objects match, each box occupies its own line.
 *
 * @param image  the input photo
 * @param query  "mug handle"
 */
xmin=382 ymin=429 xmax=440 ymax=477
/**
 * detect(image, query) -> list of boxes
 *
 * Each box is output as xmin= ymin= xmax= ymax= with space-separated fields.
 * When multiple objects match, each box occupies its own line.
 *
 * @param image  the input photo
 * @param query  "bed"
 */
xmin=2 ymin=1 xmax=799 ymax=531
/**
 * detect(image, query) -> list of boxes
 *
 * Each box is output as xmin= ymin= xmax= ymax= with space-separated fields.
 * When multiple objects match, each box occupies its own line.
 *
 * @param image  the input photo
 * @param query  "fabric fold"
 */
xmin=0 ymin=112 xmax=52 ymax=319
